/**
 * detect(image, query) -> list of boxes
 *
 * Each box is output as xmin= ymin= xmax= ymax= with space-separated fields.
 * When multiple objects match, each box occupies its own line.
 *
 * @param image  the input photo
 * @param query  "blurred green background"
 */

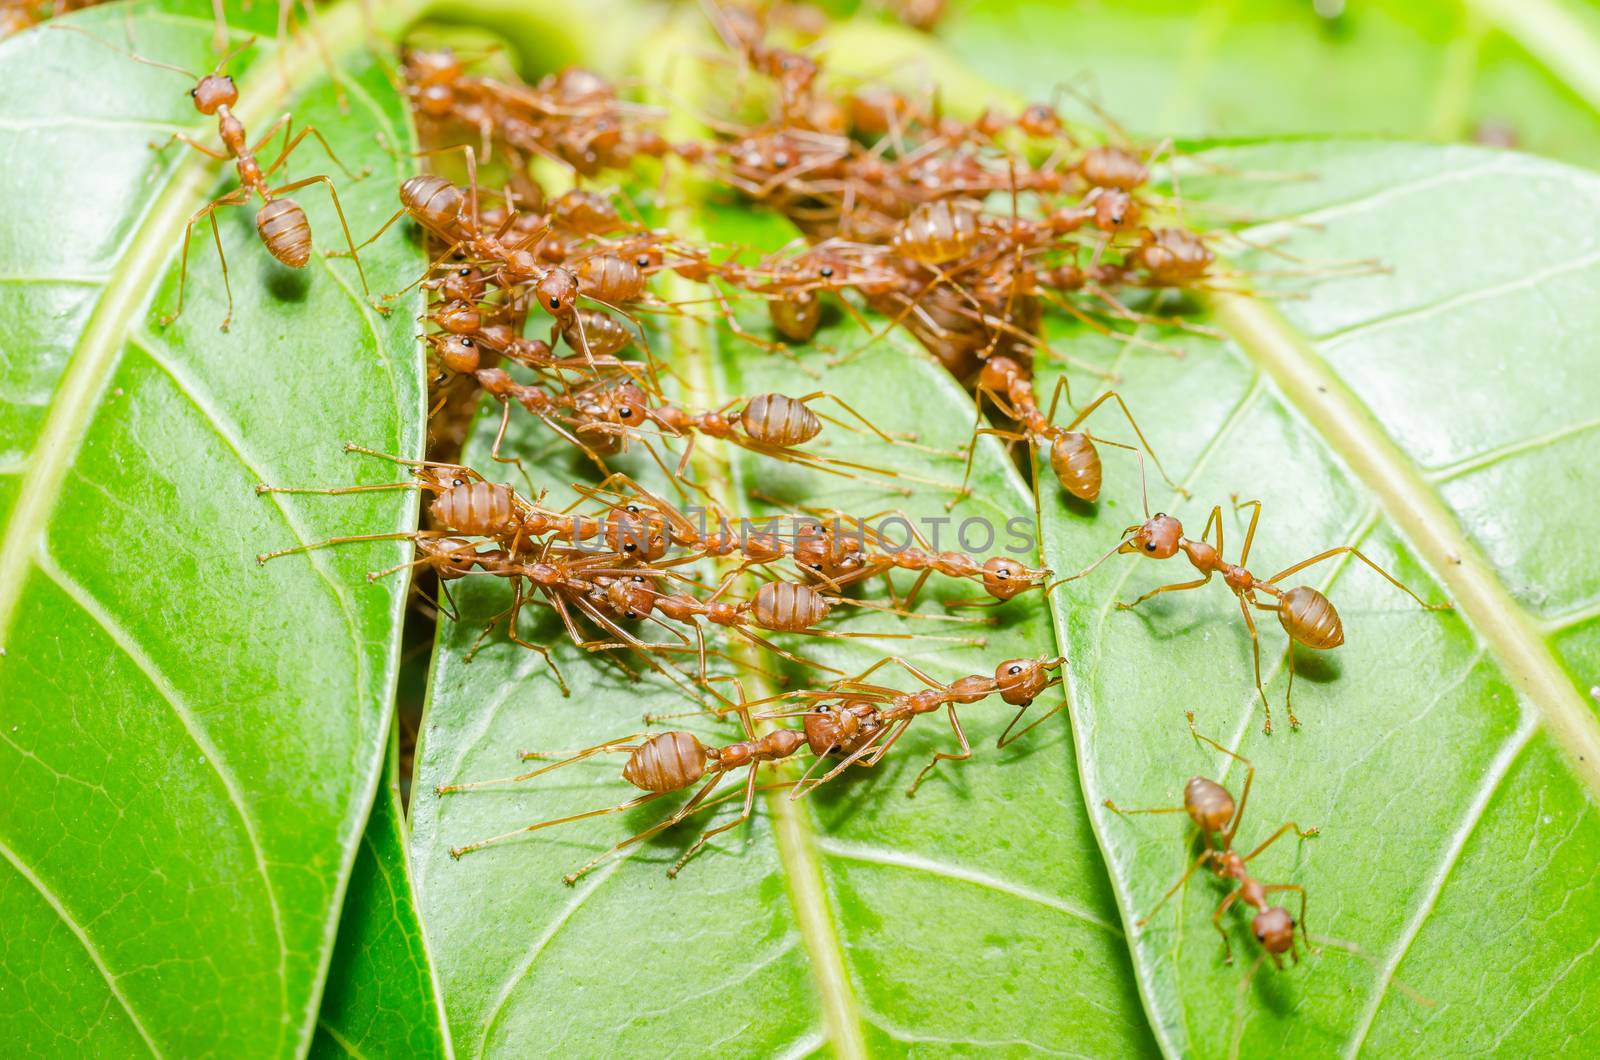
xmin=913 ymin=0 xmax=1600 ymax=168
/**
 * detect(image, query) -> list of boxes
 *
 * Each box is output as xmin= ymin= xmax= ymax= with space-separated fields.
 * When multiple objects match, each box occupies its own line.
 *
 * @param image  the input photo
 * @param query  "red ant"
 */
xmin=56 ymin=24 xmax=372 ymax=329
xmin=1105 ymin=713 xmax=1318 ymax=968
xmin=1062 ymin=496 xmax=1452 ymax=732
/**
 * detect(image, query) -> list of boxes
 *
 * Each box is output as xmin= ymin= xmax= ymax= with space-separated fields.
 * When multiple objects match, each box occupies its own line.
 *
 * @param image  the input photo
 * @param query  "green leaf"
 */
xmin=915 ymin=0 xmax=1600 ymax=169
xmin=408 ymin=320 xmax=1160 ymax=1055
xmin=313 ymin=721 xmax=452 ymax=1059
xmin=0 ymin=1 xmax=426 ymax=1052
xmin=1038 ymin=140 xmax=1600 ymax=1056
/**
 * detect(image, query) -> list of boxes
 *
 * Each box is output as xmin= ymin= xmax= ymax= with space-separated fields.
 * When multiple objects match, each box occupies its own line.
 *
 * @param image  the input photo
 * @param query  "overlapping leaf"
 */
xmin=0 ymin=1 xmax=431 ymax=1052
xmin=1038 ymin=140 xmax=1600 ymax=1056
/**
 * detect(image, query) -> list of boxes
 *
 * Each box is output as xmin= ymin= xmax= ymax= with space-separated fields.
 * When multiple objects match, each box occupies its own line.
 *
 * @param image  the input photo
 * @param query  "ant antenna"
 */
xmin=49 ymin=23 xmax=199 ymax=80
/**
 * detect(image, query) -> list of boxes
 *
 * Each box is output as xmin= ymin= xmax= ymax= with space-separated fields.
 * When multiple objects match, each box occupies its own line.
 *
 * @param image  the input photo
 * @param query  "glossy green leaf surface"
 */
xmin=930 ymin=0 xmax=1600 ymax=167
xmin=313 ymin=724 xmax=452 ymax=1059
xmin=1038 ymin=140 xmax=1600 ymax=1056
xmin=0 ymin=1 xmax=429 ymax=1053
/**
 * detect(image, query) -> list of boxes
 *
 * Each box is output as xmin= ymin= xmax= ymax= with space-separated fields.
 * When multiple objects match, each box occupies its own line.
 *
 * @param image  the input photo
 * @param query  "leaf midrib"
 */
xmin=1209 ymin=292 xmax=1600 ymax=793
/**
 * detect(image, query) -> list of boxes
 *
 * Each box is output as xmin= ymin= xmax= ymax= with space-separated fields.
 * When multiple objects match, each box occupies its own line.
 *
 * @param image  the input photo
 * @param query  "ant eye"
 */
xmin=549 ymin=297 xmax=561 ymax=309
xmin=188 ymin=88 xmax=197 ymax=96
xmin=460 ymin=337 xmax=474 ymax=347
xmin=1145 ymin=542 xmax=1157 ymax=552
xmin=619 ymin=407 xmax=633 ymax=418
xmin=637 ymin=256 xmax=650 ymax=268
xmin=451 ymin=478 xmax=464 ymax=487
xmin=458 ymin=267 xmax=470 ymax=276
xmin=1008 ymin=665 xmax=1022 ymax=675
xmin=819 ymin=266 xmax=834 ymax=278
xmin=1155 ymin=512 xmax=1166 ymax=519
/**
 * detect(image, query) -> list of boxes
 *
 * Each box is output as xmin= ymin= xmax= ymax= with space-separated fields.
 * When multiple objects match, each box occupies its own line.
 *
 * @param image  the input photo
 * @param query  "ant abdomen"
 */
xmin=1279 ymin=585 xmax=1344 ymax=649
xmin=622 ymin=732 xmax=707 ymax=792
xmin=256 ymin=199 xmax=312 ymax=268
xmin=575 ymin=253 xmax=645 ymax=304
xmin=1048 ymin=431 xmax=1102 ymax=501
xmin=400 ymin=175 xmax=463 ymax=233
xmin=1079 ymin=145 xmax=1147 ymax=190
xmin=892 ymin=199 xmax=980 ymax=265
xmin=430 ymin=480 xmax=517 ymax=536
xmin=561 ymin=308 xmax=632 ymax=357
xmin=769 ymin=291 xmax=821 ymax=341
xmin=741 ymin=393 xmax=821 ymax=447
xmin=1183 ymin=776 xmax=1235 ymax=833
xmin=753 ymin=581 xmax=830 ymax=631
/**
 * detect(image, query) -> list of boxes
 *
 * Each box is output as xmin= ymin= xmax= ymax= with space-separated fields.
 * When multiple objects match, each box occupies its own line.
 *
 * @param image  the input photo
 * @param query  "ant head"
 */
xmin=1018 ymin=102 xmax=1062 ymax=138
xmin=994 ymin=657 xmax=1056 ymax=706
xmin=981 ymin=557 xmax=1033 ymax=601
xmin=604 ymin=577 xmax=655 ymax=620
xmin=536 ymin=268 xmax=578 ymax=316
xmin=426 ymin=538 xmax=478 ymax=579
xmin=1183 ymin=776 xmax=1236 ymax=834
xmin=406 ymin=48 xmax=462 ymax=87
xmin=190 ymin=74 xmax=237 ymax=114
xmin=606 ymin=383 xmax=648 ymax=425
xmin=1252 ymin=907 xmax=1296 ymax=958
xmin=1120 ymin=513 xmax=1183 ymax=559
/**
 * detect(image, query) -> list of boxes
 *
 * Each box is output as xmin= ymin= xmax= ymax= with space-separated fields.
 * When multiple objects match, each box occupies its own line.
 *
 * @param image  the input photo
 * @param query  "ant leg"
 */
xmin=954 ymin=424 xmax=1028 ymax=509
xmin=1181 ymin=711 xmax=1256 ymax=846
xmin=1212 ymin=889 xmax=1243 ymax=964
xmin=838 ymin=654 xmax=945 ymax=690
xmin=1103 ymin=800 xmax=1187 ymax=817
xmin=439 ymin=734 xmax=649 ymax=793
xmin=562 ymin=773 xmax=727 ymax=885
xmin=256 ymin=480 xmax=425 ymax=497
xmin=163 ymin=188 xmax=249 ymax=329
xmin=1266 ymin=547 xmax=1452 ymax=611
xmin=448 ymin=789 xmax=668 ymax=860
xmin=791 ymin=392 xmax=895 ymax=444
xmin=1116 ymin=574 xmax=1211 ymax=610
xmin=1241 ymin=821 xmax=1319 ymax=863
xmin=504 ymin=611 xmax=571 ymax=697
xmin=667 ymin=767 xmax=759 ymax=878
xmin=256 ymin=530 xmax=441 ymax=565
xmin=484 ymin=400 xmax=537 ymax=495
xmin=1060 ymin=388 xmax=1187 ymax=498
xmin=906 ymin=703 xmax=972 ymax=797
xmin=267 ymin=175 xmax=370 ymax=296
xmin=338 ymin=206 xmax=405 ymax=255
xmin=1230 ymin=497 xmax=1262 ymax=566
xmin=897 ymin=569 xmax=934 ymax=611
xmin=1137 ymin=851 xmax=1212 ymax=927
xmin=996 ymin=694 xmax=1063 ymax=748
xmin=1237 ymin=594 xmax=1276 ymax=734
xmin=261 ymin=120 xmax=366 ymax=182
xmin=150 ymin=131 xmax=229 ymax=161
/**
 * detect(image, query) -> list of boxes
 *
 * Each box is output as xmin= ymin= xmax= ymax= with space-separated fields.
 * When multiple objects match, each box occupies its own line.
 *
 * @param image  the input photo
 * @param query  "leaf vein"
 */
xmin=0 ymin=832 xmax=164 ymax=1058
xmin=813 ymin=836 xmax=1123 ymax=934
xmin=1341 ymin=711 xmax=1537 ymax=1057
xmin=30 ymin=546 xmax=290 ymax=1035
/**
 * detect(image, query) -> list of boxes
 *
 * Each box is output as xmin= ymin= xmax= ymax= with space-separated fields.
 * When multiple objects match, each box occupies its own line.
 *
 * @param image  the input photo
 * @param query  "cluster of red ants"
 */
xmin=49 ymin=0 xmax=1453 ymax=981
